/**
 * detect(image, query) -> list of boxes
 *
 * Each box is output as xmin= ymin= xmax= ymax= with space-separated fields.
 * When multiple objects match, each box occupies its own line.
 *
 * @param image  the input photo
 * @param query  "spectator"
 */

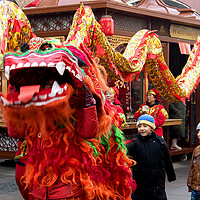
xmin=169 ymin=102 xmax=186 ymax=150
xmin=126 ymin=114 xmax=176 ymax=200
xmin=106 ymin=87 xmax=126 ymax=126
xmin=187 ymin=122 xmax=200 ymax=200
xmin=134 ymin=88 xmax=168 ymax=137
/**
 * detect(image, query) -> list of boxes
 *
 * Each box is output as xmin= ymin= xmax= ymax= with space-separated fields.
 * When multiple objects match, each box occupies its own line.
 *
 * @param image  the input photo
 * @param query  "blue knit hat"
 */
xmin=137 ymin=114 xmax=155 ymax=129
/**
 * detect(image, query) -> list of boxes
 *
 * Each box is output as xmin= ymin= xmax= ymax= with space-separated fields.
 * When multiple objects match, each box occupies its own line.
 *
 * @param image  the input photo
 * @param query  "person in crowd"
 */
xmin=126 ymin=114 xmax=176 ymax=200
xmin=169 ymin=102 xmax=186 ymax=150
xmin=187 ymin=122 xmax=200 ymax=200
xmin=134 ymin=88 xmax=168 ymax=137
xmin=105 ymin=86 xmax=126 ymax=126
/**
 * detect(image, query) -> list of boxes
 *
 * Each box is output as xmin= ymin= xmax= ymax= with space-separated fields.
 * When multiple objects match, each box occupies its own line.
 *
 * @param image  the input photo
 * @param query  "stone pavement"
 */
xmin=0 ymin=160 xmax=21 ymax=200
xmin=0 ymin=158 xmax=193 ymax=200
xmin=166 ymin=158 xmax=191 ymax=200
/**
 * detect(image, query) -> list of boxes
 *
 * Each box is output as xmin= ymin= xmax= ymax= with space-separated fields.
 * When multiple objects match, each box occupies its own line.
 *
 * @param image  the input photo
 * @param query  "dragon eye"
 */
xmin=40 ymin=43 xmax=53 ymax=51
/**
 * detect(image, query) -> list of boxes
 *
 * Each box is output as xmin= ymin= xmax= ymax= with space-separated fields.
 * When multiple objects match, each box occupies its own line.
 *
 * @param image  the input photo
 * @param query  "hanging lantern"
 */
xmin=99 ymin=15 xmax=114 ymax=36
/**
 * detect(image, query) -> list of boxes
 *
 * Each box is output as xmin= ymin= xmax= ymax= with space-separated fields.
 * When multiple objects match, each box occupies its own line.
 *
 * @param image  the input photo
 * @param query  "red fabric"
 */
xmin=110 ymin=87 xmax=122 ymax=105
xmin=7 ymin=123 xmax=25 ymax=139
xmin=96 ymin=40 xmax=106 ymax=57
xmin=111 ymin=87 xmax=119 ymax=97
xmin=7 ymin=127 xmax=30 ymax=199
xmin=74 ymin=105 xmax=99 ymax=139
xmin=134 ymin=104 xmax=167 ymax=137
xmin=15 ymin=141 xmax=30 ymax=200
xmin=25 ymin=0 xmax=40 ymax=7
xmin=7 ymin=105 xmax=99 ymax=199
xmin=32 ymin=177 xmax=82 ymax=199
xmin=105 ymin=99 xmax=125 ymax=127
xmin=114 ymin=98 xmax=121 ymax=106
xmin=124 ymin=72 xmax=136 ymax=82
xmin=113 ymin=104 xmax=124 ymax=115
xmin=178 ymin=42 xmax=191 ymax=55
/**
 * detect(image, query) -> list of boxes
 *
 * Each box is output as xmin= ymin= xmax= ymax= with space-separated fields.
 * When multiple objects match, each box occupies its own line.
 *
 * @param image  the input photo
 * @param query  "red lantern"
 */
xmin=99 ymin=15 xmax=114 ymax=36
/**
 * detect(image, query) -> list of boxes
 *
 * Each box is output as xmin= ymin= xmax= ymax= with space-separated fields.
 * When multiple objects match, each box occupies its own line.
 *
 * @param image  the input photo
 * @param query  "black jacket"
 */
xmin=127 ymin=132 xmax=176 ymax=200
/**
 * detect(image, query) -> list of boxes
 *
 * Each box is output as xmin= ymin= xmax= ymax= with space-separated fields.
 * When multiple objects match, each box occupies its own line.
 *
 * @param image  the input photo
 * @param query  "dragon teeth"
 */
xmin=56 ymin=62 xmax=66 ymax=75
xmin=39 ymin=94 xmax=47 ymax=100
xmin=1 ymin=96 xmax=14 ymax=106
xmin=48 ymin=62 xmax=55 ymax=67
xmin=51 ymin=81 xmax=62 ymax=93
xmin=49 ymin=81 xmax=63 ymax=97
xmin=1 ymin=96 xmax=7 ymax=106
xmin=24 ymin=63 xmax=31 ymax=68
xmin=71 ymin=70 xmax=75 ymax=76
xmin=31 ymin=62 xmax=39 ymax=67
xmin=32 ymin=96 xmax=38 ymax=101
xmin=66 ymin=66 xmax=71 ymax=72
xmin=39 ymin=62 xmax=47 ymax=67
xmin=58 ymin=88 xmax=63 ymax=95
xmin=10 ymin=64 xmax=16 ymax=70
xmin=64 ymin=84 xmax=67 ymax=91
xmin=75 ymin=74 xmax=81 ymax=80
xmin=14 ymin=100 xmax=21 ymax=105
xmin=17 ymin=63 xmax=23 ymax=68
xmin=5 ymin=66 xmax=10 ymax=80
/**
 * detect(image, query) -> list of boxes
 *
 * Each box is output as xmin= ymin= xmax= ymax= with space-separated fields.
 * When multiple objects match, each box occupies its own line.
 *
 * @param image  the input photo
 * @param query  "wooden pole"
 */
xmin=2 ymin=71 xmax=7 ymax=95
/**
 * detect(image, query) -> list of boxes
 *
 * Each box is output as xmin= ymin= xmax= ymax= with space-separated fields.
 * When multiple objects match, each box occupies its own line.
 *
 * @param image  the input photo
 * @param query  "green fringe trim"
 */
xmin=3 ymin=47 xmax=76 ymax=60
xmin=101 ymin=91 xmax=106 ymax=104
xmin=14 ymin=140 xmax=27 ymax=160
xmin=54 ymin=117 xmax=76 ymax=130
xmin=85 ymin=140 xmax=98 ymax=157
xmin=112 ymin=124 xmax=127 ymax=153
xmin=100 ymin=131 xmax=112 ymax=153
xmin=54 ymin=119 xmax=67 ymax=130
xmin=81 ymin=68 xmax=86 ymax=76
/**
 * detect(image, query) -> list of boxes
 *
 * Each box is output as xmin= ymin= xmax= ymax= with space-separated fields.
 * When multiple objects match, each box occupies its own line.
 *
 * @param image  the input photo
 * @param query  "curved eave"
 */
xmin=23 ymin=0 xmax=200 ymax=28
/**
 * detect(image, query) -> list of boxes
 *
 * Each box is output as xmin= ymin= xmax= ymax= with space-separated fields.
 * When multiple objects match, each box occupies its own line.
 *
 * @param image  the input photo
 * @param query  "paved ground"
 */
xmin=166 ymin=157 xmax=191 ymax=200
xmin=0 ymin=160 xmax=21 ymax=200
xmin=0 ymin=157 xmax=193 ymax=200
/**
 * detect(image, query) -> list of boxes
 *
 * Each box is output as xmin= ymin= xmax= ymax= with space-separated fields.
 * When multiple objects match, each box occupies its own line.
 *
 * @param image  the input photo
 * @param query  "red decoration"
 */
xmin=24 ymin=0 xmax=40 ymax=7
xmin=99 ymin=15 xmax=114 ymax=36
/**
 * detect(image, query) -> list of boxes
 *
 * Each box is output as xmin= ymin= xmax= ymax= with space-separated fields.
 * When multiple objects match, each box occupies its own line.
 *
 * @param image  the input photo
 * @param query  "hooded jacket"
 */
xmin=127 ymin=132 xmax=176 ymax=200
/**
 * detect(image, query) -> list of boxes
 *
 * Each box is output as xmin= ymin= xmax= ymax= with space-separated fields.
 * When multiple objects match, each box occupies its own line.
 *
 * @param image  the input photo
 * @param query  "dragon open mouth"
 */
xmin=2 ymin=49 xmax=84 ymax=107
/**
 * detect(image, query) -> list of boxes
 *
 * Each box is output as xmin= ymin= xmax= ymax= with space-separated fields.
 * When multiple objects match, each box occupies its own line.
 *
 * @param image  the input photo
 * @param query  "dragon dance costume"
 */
xmin=1 ymin=1 xmax=200 ymax=200
xmin=7 ymin=86 xmax=99 ymax=199
xmin=1 ymin=35 xmax=136 ymax=200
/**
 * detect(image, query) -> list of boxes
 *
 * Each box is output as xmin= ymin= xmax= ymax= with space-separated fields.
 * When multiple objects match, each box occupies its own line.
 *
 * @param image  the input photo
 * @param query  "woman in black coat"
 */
xmin=126 ymin=114 xmax=176 ymax=200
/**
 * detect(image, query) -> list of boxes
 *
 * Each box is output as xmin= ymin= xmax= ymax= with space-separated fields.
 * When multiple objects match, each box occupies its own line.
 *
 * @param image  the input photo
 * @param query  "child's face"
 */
xmin=137 ymin=123 xmax=153 ymax=136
